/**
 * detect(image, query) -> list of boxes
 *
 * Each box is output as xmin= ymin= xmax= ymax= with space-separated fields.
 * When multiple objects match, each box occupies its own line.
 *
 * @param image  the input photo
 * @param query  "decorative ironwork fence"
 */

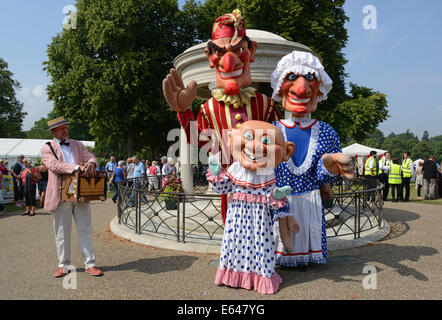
xmin=117 ymin=175 xmax=384 ymax=244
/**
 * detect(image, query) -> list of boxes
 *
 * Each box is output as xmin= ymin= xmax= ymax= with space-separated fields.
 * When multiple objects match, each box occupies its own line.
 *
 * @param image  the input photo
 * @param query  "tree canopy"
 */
xmin=347 ymin=129 xmax=442 ymax=162
xmin=25 ymin=109 xmax=92 ymax=141
xmin=331 ymin=83 xmax=389 ymax=142
xmin=0 ymin=57 xmax=26 ymax=138
xmin=44 ymin=0 xmax=199 ymax=158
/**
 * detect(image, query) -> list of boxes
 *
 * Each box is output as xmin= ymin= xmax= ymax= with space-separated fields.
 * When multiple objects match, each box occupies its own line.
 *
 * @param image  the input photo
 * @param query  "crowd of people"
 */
xmin=102 ymin=155 xmax=181 ymax=203
xmin=0 ymin=153 xmax=204 ymax=214
xmin=2 ymin=149 xmax=441 ymax=216
xmin=0 ymin=156 xmax=49 ymax=215
xmin=362 ymin=151 xmax=442 ymax=201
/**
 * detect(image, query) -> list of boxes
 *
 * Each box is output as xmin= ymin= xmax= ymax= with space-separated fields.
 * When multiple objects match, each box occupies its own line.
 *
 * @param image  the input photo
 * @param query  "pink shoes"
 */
xmin=54 ymin=266 xmax=104 ymax=277
xmin=85 ymin=266 xmax=104 ymax=276
xmin=54 ymin=267 xmax=68 ymax=278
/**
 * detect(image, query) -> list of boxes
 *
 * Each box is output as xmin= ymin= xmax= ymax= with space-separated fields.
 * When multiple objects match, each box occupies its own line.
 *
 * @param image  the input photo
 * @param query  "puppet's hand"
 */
xmin=278 ymin=217 xmax=293 ymax=253
xmin=320 ymin=184 xmax=334 ymax=209
xmin=273 ymin=186 xmax=292 ymax=200
xmin=322 ymin=153 xmax=355 ymax=180
xmin=287 ymin=216 xmax=300 ymax=234
xmin=162 ymin=68 xmax=197 ymax=113
xmin=208 ymin=156 xmax=221 ymax=176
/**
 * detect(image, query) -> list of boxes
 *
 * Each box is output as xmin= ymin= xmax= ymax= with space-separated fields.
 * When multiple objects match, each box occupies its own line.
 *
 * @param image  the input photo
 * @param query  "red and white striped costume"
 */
xmin=176 ymin=89 xmax=282 ymax=222
xmin=177 ymin=90 xmax=281 ymax=161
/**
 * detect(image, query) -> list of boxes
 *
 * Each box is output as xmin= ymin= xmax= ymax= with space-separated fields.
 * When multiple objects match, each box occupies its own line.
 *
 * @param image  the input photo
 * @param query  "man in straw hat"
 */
xmin=270 ymin=50 xmax=354 ymax=270
xmin=163 ymin=9 xmax=282 ymax=223
xmin=40 ymin=116 xmax=103 ymax=277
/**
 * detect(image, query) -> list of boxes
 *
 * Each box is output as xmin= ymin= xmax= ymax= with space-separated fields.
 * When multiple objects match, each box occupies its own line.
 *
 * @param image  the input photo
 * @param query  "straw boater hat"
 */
xmin=270 ymin=50 xmax=333 ymax=102
xmin=47 ymin=116 xmax=68 ymax=130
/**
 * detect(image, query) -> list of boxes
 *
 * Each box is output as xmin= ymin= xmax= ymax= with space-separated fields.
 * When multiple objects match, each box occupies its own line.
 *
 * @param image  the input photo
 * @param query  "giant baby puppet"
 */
xmin=162 ymin=10 xmax=281 ymax=223
xmin=270 ymin=51 xmax=355 ymax=270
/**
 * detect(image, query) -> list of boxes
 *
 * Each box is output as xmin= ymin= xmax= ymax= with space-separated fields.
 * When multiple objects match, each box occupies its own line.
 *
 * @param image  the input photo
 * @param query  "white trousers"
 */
xmin=52 ymin=201 xmax=96 ymax=269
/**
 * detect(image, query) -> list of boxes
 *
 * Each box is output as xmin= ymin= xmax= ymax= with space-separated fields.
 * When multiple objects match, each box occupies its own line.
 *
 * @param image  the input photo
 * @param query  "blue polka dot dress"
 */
xmin=272 ymin=117 xmax=342 ymax=267
xmin=208 ymin=162 xmax=291 ymax=294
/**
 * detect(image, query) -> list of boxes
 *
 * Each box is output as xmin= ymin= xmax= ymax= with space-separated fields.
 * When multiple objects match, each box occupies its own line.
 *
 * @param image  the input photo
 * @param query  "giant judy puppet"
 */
xmin=270 ymin=51 xmax=355 ymax=269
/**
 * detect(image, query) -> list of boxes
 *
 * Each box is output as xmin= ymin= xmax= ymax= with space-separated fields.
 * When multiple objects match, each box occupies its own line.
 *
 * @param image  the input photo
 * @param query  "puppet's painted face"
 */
xmin=229 ymin=120 xmax=295 ymax=172
xmin=205 ymin=36 xmax=257 ymax=96
xmin=280 ymin=73 xmax=322 ymax=117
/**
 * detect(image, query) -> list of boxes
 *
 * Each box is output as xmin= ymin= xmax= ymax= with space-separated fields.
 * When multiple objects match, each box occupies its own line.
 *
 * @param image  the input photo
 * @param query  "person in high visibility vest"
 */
xmin=388 ymin=157 xmax=403 ymax=202
xmin=364 ymin=151 xmax=378 ymax=176
xmin=401 ymin=152 xmax=413 ymax=202
xmin=364 ymin=150 xmax=378 ymax=201
xmin=378 ymin=152 xmax=392 ymax=200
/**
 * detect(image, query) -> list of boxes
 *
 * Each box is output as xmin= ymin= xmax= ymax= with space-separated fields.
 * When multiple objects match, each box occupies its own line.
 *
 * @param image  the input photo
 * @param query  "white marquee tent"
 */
xmin=342 ymin=143 xmax=388 ymax=176
xmin=342 ymin=143 xmax=387 ymax=157
xmin=0 ymin=138 xmax=95 ymax=167
xmin=0 ymin=138 xmax=95 ymax=203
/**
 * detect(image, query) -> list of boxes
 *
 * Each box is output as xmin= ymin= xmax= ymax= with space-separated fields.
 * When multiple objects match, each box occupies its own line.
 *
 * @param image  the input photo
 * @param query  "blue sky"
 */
xmin=1 ymin=0 xmax=441 ymax=139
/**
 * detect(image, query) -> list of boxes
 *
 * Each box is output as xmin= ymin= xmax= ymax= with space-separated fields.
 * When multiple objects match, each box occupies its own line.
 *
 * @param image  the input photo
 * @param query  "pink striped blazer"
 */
xmin=40 ymin=139 xmax=97 ymax=212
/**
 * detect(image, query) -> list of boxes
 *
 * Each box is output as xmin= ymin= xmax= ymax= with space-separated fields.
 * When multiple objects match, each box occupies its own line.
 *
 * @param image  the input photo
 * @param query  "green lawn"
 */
xmin=405 ymin=182 xmax=442 ymax=205
xmin=332 ymin=181 xmax=442 ymax=205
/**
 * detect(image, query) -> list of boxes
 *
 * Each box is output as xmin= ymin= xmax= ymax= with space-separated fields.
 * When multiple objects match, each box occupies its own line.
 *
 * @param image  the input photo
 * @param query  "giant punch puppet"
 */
xmin=270 ymin=51 xmax=355 ymax=269
xmin=162 ymin=10 xmax=281 ymax=222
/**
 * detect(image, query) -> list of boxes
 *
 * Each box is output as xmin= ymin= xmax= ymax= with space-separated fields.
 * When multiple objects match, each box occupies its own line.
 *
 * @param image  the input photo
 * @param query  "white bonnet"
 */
xmin=270 ymin=50 xmax=333 ymax=102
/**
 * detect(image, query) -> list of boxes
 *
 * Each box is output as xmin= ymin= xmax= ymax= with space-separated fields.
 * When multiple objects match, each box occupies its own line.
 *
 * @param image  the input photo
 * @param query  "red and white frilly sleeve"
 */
xmin=206 ymin=167 xmax=234 ymax=194
xmin=268 ymin=189 xmax=291 ymax=219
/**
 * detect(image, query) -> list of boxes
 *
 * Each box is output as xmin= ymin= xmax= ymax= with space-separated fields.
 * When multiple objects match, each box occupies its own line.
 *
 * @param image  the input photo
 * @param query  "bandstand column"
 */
xmin=180 ymin=127 xmax=195 ymax=194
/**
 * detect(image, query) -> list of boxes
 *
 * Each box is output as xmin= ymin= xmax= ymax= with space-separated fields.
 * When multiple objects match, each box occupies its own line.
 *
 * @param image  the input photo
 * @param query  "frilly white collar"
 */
xmin=226 ymin=161 xmax=276 ymax=189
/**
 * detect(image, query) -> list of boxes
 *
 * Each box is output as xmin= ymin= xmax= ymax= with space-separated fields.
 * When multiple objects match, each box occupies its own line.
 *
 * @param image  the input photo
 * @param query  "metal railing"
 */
xmin=117 ymin=175 xmax=384 ymax=244
xmin=325 ymin=177 xmax=384 ymax=238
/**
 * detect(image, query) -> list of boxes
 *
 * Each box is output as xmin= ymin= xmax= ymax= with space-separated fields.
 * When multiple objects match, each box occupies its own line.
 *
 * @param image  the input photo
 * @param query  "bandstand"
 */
xmin=115 ymin=30 xmax=386 ymax=250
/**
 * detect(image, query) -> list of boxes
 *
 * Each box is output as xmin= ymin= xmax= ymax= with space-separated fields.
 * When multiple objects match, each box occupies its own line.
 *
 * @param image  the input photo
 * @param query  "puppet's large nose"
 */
xmin=223 ymin=52 xmax=236 ymax=72
xmin=291 ymin=78 xmax=308 ymax=97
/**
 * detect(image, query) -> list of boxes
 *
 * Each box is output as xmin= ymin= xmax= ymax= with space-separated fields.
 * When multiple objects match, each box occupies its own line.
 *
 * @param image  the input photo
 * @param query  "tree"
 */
xmin=329 ymin=83 xmax=389 ymax=143
xmin=411 ymin=141 xmax=433 ymax=160
xmin=0 ymin=57 xmax=27 ymax=137
xmin=44 ymin=0 xmax=199 ymax=156
xmin=361 ymin=129 xmax=385 ymax=149
xmin=429 ymin=135 xmax=442 ymax=162
xmin=382 ymin=137 xmax=404 ymax=161
xmin=389 ymin=129 xmax=419 ymax=154
xmin=380 ymin=130 xmax=442 ymax=162
xmin=25 ymin=117 xmax=53 ymax=140
xmin=422 ymin=130 xmax=430 ymax=142
xmin=25 ymin=109 xmax=93 ymax=141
